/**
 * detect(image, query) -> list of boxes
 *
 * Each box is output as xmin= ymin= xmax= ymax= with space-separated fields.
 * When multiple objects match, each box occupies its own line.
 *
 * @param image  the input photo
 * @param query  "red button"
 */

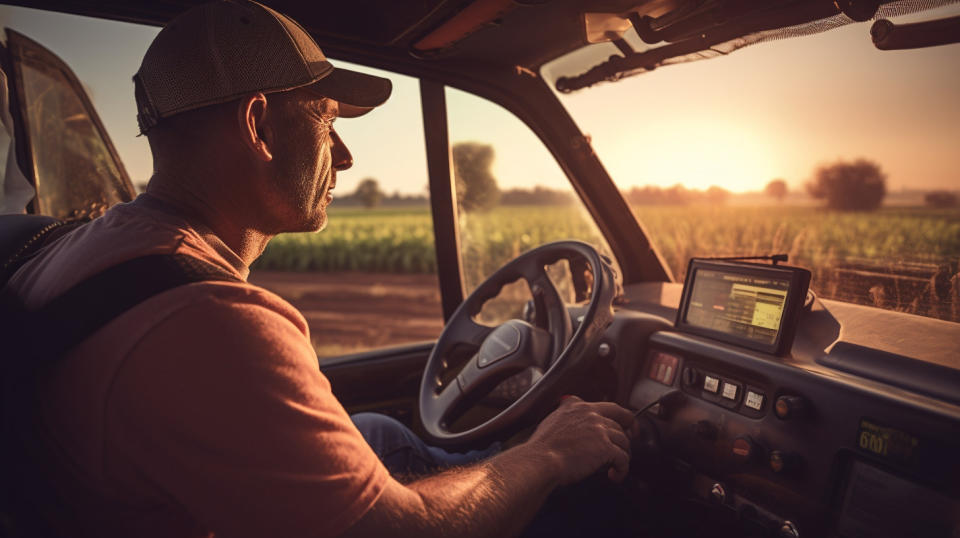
xmin=732 ymin=436 xmax=755 ymax=462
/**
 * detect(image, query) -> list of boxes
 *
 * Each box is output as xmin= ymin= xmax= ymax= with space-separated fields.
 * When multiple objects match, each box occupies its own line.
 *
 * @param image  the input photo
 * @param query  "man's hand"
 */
xmin=525 ymin=395 xmax=637 ymax=486
xmin=342 ymin=396 xmax=638 ymax=537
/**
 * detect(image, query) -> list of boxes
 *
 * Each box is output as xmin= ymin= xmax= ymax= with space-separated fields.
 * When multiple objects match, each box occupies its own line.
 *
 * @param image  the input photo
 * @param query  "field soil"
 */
xmin=249 ymin=271 xmax=444 ymax=356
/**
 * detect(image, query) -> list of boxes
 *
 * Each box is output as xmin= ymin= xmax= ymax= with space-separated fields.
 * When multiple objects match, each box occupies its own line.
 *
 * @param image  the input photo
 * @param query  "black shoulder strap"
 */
xmin=12 ymin=253 xmax=242 ymax=363
xmin=0 ymin=218 xmax=84 ymax=286
xmin=1 ymin=253 xmax=243 ymax=534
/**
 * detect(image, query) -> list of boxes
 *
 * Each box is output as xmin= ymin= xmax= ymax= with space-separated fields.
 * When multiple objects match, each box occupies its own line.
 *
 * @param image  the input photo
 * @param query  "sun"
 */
xmin=600 ymin=120 xmax=781 ymax=193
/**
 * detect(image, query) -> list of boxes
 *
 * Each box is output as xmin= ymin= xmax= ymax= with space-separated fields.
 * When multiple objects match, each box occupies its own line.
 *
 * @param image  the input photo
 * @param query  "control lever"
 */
xmin=633 ymin=389 xmax=685 ymax=418
xmin=628 ymin=391 xmax=686 ymax=469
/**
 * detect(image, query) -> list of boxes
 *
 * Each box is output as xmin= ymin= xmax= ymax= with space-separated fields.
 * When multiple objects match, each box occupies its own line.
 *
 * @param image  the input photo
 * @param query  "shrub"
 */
xmin=764 ymin=179 xmax=788 ymax=201
xmin=925 ymin=190 xmax=958 ymax=209
xmin=807 ymin=159 xmax=886 ymax=211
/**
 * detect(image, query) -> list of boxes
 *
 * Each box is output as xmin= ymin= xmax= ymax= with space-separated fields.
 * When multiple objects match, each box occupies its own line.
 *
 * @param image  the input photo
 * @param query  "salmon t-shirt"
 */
xmin=7 ymin=195 xmax=389 ymax=537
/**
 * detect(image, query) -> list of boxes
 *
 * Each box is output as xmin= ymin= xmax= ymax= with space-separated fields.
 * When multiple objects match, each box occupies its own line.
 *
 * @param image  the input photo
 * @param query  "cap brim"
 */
xmin=308 ymin=67 xmax=392 ymax=118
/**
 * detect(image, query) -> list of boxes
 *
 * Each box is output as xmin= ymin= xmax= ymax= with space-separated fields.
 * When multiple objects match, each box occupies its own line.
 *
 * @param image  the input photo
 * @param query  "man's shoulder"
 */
xmin=154 ymin=279 xmax=309 ymax=337
xmin=10 ymin=201 xmax=249 ymax=308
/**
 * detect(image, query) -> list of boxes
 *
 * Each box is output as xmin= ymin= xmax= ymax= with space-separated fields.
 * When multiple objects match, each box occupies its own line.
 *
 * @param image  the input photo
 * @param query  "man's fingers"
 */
xmin=595 ymin=416 xmax=630 ymax=450
xmin=606 ymin=424 xmax=631 ymax=456
xmin=588 ymin=401 xmax=636 ymax=429
xmin=606 ymin=444 xmax=631 ymax=482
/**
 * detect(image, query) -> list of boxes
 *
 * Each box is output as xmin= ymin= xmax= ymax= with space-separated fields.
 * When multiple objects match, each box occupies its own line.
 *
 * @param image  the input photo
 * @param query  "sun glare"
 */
xmin=598 ymin=121 xmax=779 ymax=193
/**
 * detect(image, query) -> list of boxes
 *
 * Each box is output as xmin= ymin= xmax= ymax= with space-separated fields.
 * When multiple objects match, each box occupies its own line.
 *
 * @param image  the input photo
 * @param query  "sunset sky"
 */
xmin=1 ymin=4 xmax=957 ymax=195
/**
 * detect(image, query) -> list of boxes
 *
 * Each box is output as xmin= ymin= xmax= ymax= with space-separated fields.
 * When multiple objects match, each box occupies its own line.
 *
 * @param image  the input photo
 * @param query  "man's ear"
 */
xmin=239 ymin=93 xmax=273 ymax=162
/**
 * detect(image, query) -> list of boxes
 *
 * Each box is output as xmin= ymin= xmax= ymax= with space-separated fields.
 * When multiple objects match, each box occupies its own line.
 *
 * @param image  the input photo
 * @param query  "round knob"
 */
xmin=769 ymin=450 xmax=799 ymax=473
xmin=778 ymin=520 xmax=800 ymax=538
xmin=775 ymin=395 xmax=807 ymax=420
xmin=732 ymin=436 xmax=757 ymax=463
xmin=694 ymin=420 xmax=718 ymax=440
xmin=710 ymin=482 xmax=726 ymax=504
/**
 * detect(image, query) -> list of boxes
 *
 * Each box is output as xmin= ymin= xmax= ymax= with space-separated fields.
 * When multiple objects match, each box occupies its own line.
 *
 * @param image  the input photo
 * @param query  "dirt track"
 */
xmin=249 ymin=271 xmax=444 ymax=357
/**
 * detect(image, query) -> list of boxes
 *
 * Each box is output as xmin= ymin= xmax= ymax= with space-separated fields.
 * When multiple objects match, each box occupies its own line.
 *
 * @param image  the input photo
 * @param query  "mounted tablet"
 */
xmin=676 ymin=259 xmax=811 ymax=356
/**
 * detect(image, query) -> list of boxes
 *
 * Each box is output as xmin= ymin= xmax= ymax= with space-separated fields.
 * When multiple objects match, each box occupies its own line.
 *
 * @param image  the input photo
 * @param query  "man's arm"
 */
xmin=341 ymin=396 xmax=635 ymax=538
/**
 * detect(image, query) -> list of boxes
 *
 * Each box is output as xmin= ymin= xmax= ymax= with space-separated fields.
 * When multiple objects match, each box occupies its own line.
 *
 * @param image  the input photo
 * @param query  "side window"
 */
xmin=7 ymin=30 xmax=134 ymax=220
xmin=446 ymin=87 xmax=619 ymax=321
xmin=250 ymin=65 xmax=445 ymax=361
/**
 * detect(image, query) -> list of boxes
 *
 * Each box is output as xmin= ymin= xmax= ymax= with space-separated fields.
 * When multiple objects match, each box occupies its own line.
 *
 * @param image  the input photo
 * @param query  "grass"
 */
xmin=253 ymin=204 xmax=960 ymax=322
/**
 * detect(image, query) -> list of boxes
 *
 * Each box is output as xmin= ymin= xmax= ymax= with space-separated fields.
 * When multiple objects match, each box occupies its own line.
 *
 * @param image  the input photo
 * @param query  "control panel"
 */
xmin=623 ymin=329 xmax=960 ymax=538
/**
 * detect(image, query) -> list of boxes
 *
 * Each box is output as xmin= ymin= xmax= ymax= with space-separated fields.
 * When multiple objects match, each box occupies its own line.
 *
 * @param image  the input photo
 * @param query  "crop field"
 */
xmin=254 ymin=204 xmax=960 ymax=322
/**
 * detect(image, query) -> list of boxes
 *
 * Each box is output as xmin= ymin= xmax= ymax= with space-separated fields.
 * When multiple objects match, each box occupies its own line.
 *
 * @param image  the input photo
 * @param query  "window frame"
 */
xmin=409 ymin=68 xmax=673 ymax=322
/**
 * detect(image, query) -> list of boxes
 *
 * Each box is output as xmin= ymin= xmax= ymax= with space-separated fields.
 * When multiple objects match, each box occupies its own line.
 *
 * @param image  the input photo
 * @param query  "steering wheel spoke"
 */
xmin=527 ymin=272 xmax=573 ymax=360
xmin=447 ymin=319 xmax=494 ymax=348
xmin=431 ymin=376 xmax=465 ymax=428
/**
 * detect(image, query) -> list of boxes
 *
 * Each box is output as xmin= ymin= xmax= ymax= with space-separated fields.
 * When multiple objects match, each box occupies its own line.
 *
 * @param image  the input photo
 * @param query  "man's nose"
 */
xmin=330 ymin=128 xmax=353 ymax=171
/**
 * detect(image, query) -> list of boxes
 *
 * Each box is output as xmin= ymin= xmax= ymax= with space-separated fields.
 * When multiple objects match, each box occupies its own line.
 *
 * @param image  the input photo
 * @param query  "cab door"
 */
xmin=4 ymin=29 xmax=135 ymax=219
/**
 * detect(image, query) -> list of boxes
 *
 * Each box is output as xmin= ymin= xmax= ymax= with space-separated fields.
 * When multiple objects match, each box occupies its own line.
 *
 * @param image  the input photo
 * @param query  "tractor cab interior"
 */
xmin=1 ymin=0 xmax=959 ymax=536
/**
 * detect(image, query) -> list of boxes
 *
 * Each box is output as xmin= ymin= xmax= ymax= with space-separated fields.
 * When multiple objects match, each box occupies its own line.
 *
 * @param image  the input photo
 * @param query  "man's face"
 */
xmin=266 ymin=89 xmax=352 ymax=233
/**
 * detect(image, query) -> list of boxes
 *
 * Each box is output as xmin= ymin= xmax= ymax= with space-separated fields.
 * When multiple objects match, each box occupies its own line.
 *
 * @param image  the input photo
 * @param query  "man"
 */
xmin=6 ymin=1 xmax=636 ymax=536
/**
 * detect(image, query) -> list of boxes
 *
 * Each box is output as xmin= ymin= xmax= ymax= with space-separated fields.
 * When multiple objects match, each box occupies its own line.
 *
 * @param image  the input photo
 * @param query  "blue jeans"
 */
xmin=351 ymin=412 xmax=500 ymax=477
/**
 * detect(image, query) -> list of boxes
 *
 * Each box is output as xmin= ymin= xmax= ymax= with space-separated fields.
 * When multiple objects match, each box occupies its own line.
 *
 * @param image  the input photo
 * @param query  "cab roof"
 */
xmin=6 ymin=0 xmax=944 ymax=90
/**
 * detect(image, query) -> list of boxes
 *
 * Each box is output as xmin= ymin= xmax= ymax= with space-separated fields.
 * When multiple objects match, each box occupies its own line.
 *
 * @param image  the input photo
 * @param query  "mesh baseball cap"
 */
xmin=134 ymin=0 xmax=392 ymax=133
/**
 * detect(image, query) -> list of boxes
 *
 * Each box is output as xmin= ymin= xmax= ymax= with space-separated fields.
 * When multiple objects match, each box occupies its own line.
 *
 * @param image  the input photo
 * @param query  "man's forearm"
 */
xmin=340 ymin=397 xmax=634 ymax=538
xmin=408 ymin=440 xmax=560 ymax=537
xmin=342 ymin=441 xmax=560 ymax=538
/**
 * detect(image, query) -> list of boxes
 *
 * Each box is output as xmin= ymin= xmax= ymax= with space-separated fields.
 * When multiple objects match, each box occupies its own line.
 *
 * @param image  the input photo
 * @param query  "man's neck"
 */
xmin=143 ymin=183 xmax=273 ymax=267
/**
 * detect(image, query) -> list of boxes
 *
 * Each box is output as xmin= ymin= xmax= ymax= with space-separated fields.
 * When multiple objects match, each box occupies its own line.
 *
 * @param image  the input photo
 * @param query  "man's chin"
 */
xmin=301 ymin=213 xmax=327 ymax=233
xmin=278 ymin=211 xmax=327 ymax=234
xmin=309 ymin=209 xmax=328 ymax=232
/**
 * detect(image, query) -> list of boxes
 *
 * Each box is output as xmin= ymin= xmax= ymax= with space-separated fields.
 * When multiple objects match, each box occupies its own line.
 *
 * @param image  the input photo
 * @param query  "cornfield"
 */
xmin=254 ymin=204 xmax=960 ymax=322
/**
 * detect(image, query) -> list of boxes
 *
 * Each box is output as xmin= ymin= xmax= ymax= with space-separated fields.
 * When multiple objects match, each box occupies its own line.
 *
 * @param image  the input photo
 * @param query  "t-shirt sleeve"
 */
xmin=106 ymin=288 xmax=389 ymax=538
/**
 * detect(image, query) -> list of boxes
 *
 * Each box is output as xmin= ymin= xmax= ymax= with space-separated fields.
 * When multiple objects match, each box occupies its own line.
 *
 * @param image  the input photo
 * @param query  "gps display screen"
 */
xmin=684 ymin=269 xmax=790 ymax=345
xmin=676 ymin=259 xmax=810 ymax=355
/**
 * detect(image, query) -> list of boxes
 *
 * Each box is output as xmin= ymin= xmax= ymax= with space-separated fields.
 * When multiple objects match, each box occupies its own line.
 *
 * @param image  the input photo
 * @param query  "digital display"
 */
xmin=684 ymin=269 xmax=790 ymax=345
xmin=856 ymin=418 xmax=920 ymax=465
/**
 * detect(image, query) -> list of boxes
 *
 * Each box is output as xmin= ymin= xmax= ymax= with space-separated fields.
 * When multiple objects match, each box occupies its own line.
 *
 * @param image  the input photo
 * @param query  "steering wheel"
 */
xmin=419 ymin=241 xmax=618 ymax=447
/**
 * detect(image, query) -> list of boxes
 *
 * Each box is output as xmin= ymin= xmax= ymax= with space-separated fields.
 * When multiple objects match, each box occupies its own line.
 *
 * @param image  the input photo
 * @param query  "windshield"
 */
xmin=543 ymin=5 xmax=960 ymax=323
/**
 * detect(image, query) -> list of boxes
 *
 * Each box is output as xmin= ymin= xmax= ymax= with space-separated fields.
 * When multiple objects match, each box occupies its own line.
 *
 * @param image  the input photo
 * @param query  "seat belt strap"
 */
xmin=12 ymin=253 xmax=242 ymax=363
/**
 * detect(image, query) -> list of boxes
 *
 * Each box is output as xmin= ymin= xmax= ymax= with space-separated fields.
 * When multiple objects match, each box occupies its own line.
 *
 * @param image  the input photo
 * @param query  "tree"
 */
xmin=925 ymin=190 xmax=958 ymax=209
xmin=452 ymin=142 xmax=500 ymax=212
xmin=705 ymin=185 xmax=730 ymax=204
xmin=764 ymin=178 xmax=788 ymax=202
xmin=354 ymin=177 xmax=384 ymax=208
xmin=806 ymin=158 xmax=886 ymax=211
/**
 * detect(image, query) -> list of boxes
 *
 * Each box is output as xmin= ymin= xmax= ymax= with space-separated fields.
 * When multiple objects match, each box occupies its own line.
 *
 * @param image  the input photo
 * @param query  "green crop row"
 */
xmin=632 ymin=205 xmax=960 ymax=278
xmin=254 ymin=208 xmax=437 ymax=273
xmin=256 ymin=204 xmax=960 ymax=279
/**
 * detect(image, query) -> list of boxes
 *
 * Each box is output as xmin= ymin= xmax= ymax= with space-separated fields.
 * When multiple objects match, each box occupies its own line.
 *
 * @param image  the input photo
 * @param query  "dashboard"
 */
xmin=605 ymin=277 xmax=960 ymax=538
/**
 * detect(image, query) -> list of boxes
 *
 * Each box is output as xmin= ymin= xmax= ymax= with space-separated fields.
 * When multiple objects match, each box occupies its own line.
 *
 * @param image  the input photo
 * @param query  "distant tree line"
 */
xmin=334 ymin=184 xmax=428 ymax=207
xmin=336 ymin=154 xmax=954 ymax=212
xmin=925 ymin=190 xmax=958 ymax=208
xmin=336 ymin=181 xmax=576 ymax=208
xmin=500 ymin=186 xmax=575 ymax=205
xmin=623 ymin=184 xmax=730 ymax=205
